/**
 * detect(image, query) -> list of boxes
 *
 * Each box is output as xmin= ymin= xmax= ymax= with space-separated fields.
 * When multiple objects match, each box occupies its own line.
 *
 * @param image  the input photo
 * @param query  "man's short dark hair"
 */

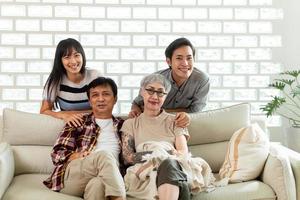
xmin=87 ymin=77 xmax=118 ymax=99
xmin=164 ymin=37 xmax=196 ymax=59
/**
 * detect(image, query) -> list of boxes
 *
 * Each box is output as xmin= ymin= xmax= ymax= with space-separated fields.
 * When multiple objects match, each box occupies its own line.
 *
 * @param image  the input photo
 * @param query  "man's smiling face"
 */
xmin=167 ymin=45 xmax=194 ymax=83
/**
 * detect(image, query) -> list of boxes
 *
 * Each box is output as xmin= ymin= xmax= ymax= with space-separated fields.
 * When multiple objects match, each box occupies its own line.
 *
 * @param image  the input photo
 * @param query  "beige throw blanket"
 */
xmin=125 ymin=141 xmax=216 ymax=200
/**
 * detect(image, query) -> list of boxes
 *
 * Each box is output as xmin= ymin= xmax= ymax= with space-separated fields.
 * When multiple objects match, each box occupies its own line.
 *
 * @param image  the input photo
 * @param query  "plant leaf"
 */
xmin=291 ymin=85 xmax=300 ymax=97
xmin=269 ymin=82 xmax=285 ymax=90
xmin=274 ymin=79 xmax=294 ymax=86
xmin=280 ymin=70 xmax=300 ymax=78
xmin=260 ymin=96 xmax=286 ymax=117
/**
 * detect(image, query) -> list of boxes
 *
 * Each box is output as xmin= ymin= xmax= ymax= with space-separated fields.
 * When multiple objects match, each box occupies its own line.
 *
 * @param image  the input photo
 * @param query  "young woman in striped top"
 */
xmin=40 ymin=38 xmax=100 ymax=127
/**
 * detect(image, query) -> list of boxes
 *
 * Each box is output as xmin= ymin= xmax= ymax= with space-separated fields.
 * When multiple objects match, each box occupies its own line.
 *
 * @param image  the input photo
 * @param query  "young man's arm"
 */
xmin=187 ymin=77 xmax=210 ymax=113
xmin=165 ymin=108 xmax=187 ymax=113
xmin=164 ymin=110 xmax=191 ymax=128
xmin=128 ymin=94 xmax=144 ymax=118
xmin=129 ymin=103 xmax=143 ymax=118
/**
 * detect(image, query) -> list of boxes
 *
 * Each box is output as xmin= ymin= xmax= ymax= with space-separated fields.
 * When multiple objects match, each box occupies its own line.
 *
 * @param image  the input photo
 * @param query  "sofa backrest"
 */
xmin=0 ymin=103 xmax=251 ymax=175
xmin=0 ymin=115 xmax=3 ymax=142
xmin=1 ymin=109 xmax=65 ymax=175
xmin=2 ymin=109 xmax=64 ymax=146
xmin=187 ymin=103 xmax=251 ymax=172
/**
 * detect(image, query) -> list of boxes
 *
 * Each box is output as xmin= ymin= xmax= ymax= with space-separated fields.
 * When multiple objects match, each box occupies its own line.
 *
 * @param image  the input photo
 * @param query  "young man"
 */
xmin=130 ymin=37 xmax=210 ymax=117
xmin=43 ymin=77 xmax=126 ymax=200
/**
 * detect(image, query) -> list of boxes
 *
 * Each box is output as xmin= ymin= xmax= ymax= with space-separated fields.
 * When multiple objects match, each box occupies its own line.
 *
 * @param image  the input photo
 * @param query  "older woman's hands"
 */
xmin=174 ymin=112 xmax=190 ymax=128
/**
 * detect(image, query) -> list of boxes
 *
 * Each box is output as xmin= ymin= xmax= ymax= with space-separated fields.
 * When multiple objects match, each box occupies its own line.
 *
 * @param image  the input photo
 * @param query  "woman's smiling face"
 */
xmin=61 ymin=48 xmax=83 ymax=77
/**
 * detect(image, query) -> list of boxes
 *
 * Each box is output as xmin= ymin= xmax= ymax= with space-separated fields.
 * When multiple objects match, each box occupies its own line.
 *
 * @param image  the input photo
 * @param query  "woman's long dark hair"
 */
xmin=44 ymin=38 xmax=86 ymax=102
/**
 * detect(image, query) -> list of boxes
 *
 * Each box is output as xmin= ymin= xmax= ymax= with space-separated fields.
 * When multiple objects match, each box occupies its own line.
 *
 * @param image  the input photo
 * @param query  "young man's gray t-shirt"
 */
xmin=133 ymin=68 xmax=210 ymax=113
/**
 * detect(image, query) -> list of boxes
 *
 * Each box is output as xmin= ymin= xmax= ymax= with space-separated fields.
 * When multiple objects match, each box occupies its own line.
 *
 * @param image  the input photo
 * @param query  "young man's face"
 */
xmin=88 ymin=85 xmax=117 ymax=118
xmin=166 ymin=45 xmax=194 ymax=82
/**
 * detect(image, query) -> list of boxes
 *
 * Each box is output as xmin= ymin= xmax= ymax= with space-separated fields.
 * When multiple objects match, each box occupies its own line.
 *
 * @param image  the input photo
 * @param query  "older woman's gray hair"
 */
xmin=140 ymin=74 xmax=171 ymax=93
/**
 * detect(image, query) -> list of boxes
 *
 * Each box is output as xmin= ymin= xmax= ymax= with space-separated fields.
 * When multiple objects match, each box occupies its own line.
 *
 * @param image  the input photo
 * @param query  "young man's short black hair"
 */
xmin=164 ymin=37 xmax=196 ymax=59
xmin=87 ymin=77 xmax=118 ymax=99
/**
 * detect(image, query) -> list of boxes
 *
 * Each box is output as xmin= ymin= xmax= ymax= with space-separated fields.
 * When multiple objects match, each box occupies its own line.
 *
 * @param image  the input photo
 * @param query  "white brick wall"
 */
xmin=0 ymin=19 xmax=13 ymax=31
xmin=133 ymin=7 xmax=156 ymax=19
xmin=28 ymin=5 xmax=52 ymax=17
xmin=106 ymin=62 xmax=130 ymax=74
xmin=209 ymin=62 xmax=232 ymax=74
xmin=1 ymin=5 xmax=26 ymax=16
xmin=0 ymin=75 xmax=14 ymax=86
xmin=132 ymin=62 xmax=156 ymax=74
xmin=16 ymin=19 xmax=40 ymax=31
xmin=235 ymin=8 xmax=258 ymax=19
xmin=0 ymin=1 xmax=284 ymax=127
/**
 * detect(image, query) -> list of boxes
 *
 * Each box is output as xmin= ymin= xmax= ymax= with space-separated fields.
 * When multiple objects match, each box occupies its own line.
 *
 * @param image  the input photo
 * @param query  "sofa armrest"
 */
xmin=261 ymin=143 xmax=297 ymax=200
xmin=0 ymin=142 xmax=14 ymax=199
xmin=274 ymin=143 xmax=300 ymax=200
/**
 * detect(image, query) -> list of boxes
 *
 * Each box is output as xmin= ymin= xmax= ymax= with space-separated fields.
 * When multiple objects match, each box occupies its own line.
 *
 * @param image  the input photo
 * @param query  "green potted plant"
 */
xmin=260 ymin=70 xmax=300 ymax=152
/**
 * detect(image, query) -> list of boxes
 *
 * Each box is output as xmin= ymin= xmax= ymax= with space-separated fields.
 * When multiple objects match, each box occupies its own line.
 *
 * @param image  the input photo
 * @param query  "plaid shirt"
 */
xmin=43 ymin=113 xmax=124 ymax=191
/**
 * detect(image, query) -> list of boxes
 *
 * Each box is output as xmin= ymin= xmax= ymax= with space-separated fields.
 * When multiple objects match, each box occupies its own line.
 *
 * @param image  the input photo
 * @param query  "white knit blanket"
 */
xmin=125 ymin=141 xmax=218 ymax=200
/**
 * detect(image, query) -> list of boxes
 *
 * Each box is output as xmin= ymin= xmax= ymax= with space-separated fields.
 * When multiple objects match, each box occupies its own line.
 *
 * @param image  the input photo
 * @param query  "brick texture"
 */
xmin=0 ymin=1 xmax=284 ymax=127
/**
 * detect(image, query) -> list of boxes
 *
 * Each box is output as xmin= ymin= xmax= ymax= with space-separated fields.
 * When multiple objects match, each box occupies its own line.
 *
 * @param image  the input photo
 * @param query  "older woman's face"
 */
xmin=141 ymin=82 xmax=167 ymax=112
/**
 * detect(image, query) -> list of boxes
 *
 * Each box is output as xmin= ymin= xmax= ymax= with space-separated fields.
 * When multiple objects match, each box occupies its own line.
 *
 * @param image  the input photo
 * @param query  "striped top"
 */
xmin=43 ymin=69 xmax=100 ymax=111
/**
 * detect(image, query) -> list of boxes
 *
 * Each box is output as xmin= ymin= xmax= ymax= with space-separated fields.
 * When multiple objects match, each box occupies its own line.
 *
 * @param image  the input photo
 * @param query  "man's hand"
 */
xmin=128 ymin=110 xmax=141 ymax=118
xmin=68 ymin=151 xmax=90 ymax=162
xmin=128 ymin=104 xmax=142 ymax=118
xmin=175 ymin=112 xmax=190 ymax=128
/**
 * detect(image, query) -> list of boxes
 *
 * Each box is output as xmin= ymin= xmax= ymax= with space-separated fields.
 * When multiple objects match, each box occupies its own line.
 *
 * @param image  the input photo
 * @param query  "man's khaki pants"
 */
xmin=60 ymin=151 xmax=126 ymax=200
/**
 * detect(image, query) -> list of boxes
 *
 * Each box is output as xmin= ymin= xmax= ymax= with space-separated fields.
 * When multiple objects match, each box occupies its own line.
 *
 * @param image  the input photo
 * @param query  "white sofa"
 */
xmin=0 ymin=103 xmax=299 ymax=200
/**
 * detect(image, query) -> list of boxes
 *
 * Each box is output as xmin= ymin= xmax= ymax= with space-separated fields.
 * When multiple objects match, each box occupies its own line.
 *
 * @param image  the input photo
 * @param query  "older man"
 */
xmin=43 ymin=77 xmax=126 ymax=200
xmin=130 ymin=37 xmax=210 ymax=117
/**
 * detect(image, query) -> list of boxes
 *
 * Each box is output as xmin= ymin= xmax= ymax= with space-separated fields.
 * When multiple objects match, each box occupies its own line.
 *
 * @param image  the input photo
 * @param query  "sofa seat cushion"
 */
xmin=2 ymin=174 xmax=82 ymax=200
xmin=193 ymin=180 xmax=276 ymax=200
xmin=4 ymin=175 xmax=276 ymax=200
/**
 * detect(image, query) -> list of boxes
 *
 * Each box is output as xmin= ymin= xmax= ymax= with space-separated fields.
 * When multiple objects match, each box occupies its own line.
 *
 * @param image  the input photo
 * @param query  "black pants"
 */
xmin=156 ymin=159 xmax=191 ymax=200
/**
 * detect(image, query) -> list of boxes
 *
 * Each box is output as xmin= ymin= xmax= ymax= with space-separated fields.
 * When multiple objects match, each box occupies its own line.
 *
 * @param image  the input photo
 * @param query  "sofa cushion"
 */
xmin=193 ymin=180 xmax=276 ymax=200
xmin=0 ymin=115 xmax=3 ymax=142
xmin=0 ymin=143 xmax=14 ymax=199
xmin=188 ymin=103 xmax=250 ymax=145
xmin=12 ymin=146 xmax=54 ymax=175
xmin=189 ymin=141 xmax=228 ymax=173
xmin=261 ymin=144 xmax=296 ymax=200
xmin=4 ymin=174 xmax=275 ymax=200
xmin=219 ymin=123 xmax=269 ymax=182
xmin=3 ymin=108 xmax=64 ymax=145
xmin=2 ymin=174 xmax=82 ymax=200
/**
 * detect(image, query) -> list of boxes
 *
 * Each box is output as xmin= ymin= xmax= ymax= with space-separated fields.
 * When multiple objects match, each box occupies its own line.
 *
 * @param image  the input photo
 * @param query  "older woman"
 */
xmin=121 ymin=74 xmax=215 ymax=200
